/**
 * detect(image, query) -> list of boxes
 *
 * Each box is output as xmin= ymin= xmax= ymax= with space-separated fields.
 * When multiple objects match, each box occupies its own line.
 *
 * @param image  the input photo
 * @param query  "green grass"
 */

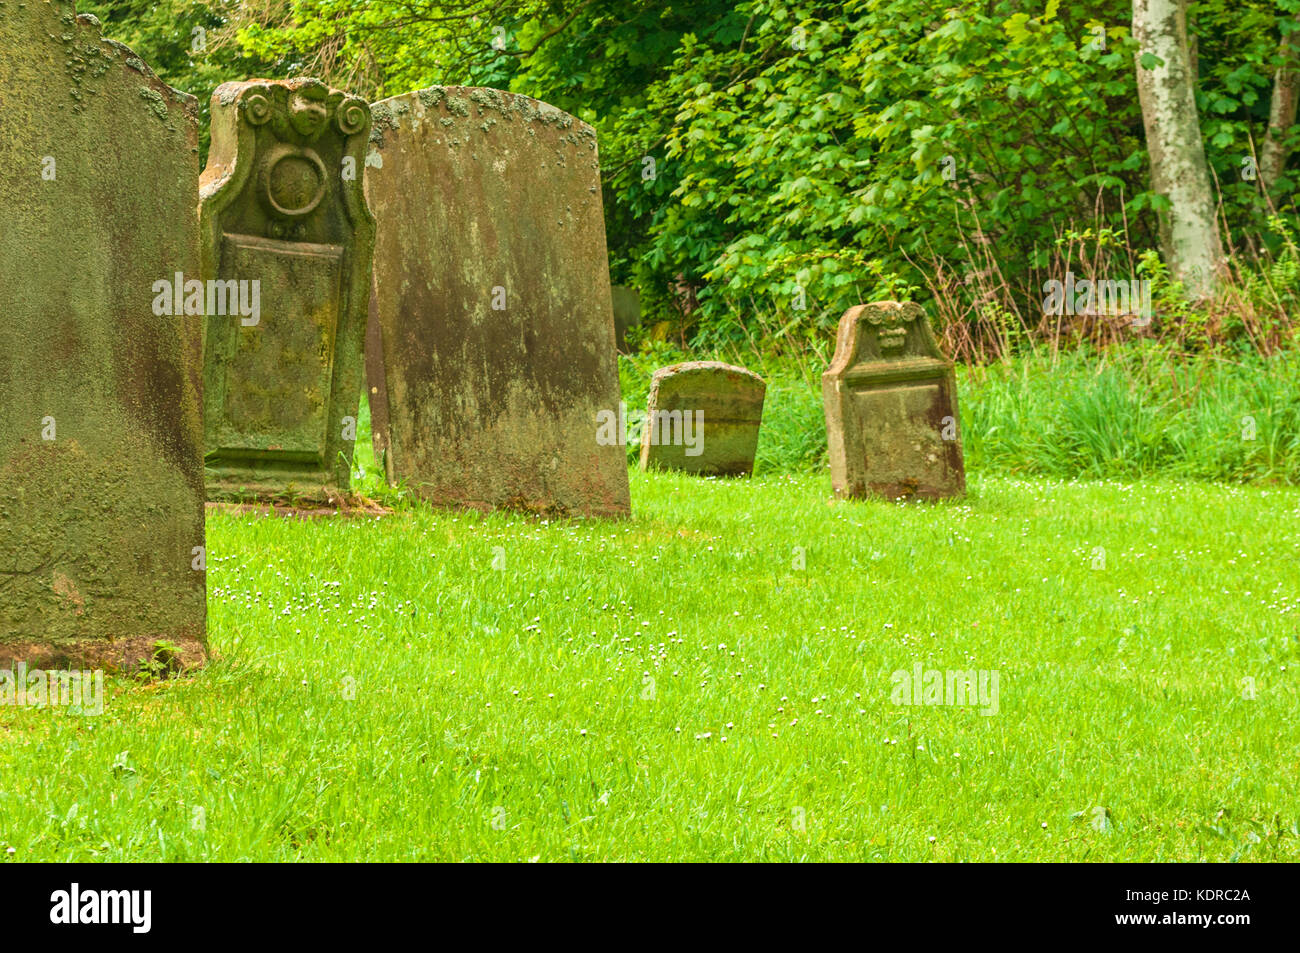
xmin=961 ymin=345 xmax=1300 ymax=484
xmin=1 ymin=470 xmax=1297 ymax=861
xmin=618 ymin=342 xmax=1300 ymax=484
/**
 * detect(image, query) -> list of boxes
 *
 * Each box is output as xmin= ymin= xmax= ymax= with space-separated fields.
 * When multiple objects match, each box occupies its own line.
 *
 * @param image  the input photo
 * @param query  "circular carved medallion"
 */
xmin=259 ymin=144 xmax=327 ymax=219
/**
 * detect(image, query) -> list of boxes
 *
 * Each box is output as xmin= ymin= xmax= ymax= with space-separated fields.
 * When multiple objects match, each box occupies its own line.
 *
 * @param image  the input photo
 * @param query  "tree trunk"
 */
xmin=1261 ymin=24 xmax=1300 ymax=195
xmin=1133 ymin=0 xmax=1225 ymax=301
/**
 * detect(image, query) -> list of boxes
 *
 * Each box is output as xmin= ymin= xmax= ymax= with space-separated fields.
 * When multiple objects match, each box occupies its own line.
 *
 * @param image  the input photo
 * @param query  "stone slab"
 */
xmin=0 ymin=1 xmax=206 ymax=670
xmin=200 ymin=78 xmax=375 ymax=501
xmin=611 ymin=284 xmax=640 ymax=353
xmin=365 ymin=86 xmax=630 ymax=518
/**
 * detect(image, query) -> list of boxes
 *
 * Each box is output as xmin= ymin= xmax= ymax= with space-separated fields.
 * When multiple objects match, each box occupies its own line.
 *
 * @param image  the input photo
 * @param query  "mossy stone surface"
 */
xmin=365 ymin=87 xmax=629 ymax=518
xmin=640 ymin=362 xmax=766 ymax=477
xmin=610 ymin=285 xmax=640 ymax=353
xmin=0 ymin=1 xmax=206 ymax=669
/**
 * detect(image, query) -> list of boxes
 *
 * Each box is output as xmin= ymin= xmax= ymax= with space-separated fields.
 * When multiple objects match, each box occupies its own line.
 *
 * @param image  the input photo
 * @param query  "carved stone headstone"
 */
xmin=640 ymin=362 xmax=766 ymax=477
xmin=365 ymin=87 xmax=630 ymax=518
xmin=200 ymin=78 xmax=374 ymax=501
xmin=0 ymin=2 xmax=206 ymax=669
xmin=822 ymin=302 xmax=965 ymax=500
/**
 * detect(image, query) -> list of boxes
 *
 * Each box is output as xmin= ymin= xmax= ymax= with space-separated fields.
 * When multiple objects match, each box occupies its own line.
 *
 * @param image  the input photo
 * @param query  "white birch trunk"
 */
xmin=1133 ymin=0 xmax=1225 ymax=301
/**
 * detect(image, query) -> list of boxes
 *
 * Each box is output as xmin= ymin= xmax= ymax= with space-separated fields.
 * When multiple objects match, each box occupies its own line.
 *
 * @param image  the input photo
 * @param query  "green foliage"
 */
xmin=1235 ymin=215 xmax=1300 ymax=326
xmin=516 ymin=0 xmax=1300 ymax=343
xmin=135 ymin=639 xmax=185 ymax=680
xmin=227 ymin=0 xmax=539 ymax=97
xmin=85 ymin=0 xmax=1300 ymax=345
xmin=615 ymin=0 xmax=1153 ymax=335
xmin=79 ymin=0 xmax=272 ymax=162
xmin=964 ymin=346 xmax=1300 ymax=483
xmin=1137 ymin=250 xmax=1192 ymax=325
xmin=503 ymin=1 xmax=744 ymax=324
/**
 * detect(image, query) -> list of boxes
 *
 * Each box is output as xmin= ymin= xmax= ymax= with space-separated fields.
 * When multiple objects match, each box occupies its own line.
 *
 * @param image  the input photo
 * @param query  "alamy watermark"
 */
xmin=50 ymin=884 xmax=150 ymax=933
xmin=1042 ymin=271 xmax=1152 ymax=328
xmin=1 ymin=662 xmax=103 ymax=715
xmin=890 ymin=663 xmax=999 ymax=716
xmin=152 ymin=272 xmax=260 ymax=326
xmin=595 ymin=402 xmax=703 ymax=456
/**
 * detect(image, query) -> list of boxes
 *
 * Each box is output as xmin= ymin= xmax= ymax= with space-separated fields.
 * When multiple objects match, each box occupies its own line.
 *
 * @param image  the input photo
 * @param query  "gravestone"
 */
xmin=611 ymin=285 xmax=641 ymax=353
xmin=0 ymin=2 xmax=206 ymax=669
xmin=640 ymin=362 xmax=765 ymax=477
xmin=822 ymin=301 xmax=965 ymax=500
xmin=200 ymin=78 xmax=375 ymax=501
xmin=365 ymin=87 xmax=630 ymax=518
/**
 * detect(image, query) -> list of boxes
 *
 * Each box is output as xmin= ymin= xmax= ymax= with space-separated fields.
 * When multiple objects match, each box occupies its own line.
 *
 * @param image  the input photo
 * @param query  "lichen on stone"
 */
xmin=369 ymin=101 xmax=402 ymax=147
xmin=139 ymin=86 xmax=168 ymax=121
xmin=417 ymin=87 xmax=446 ymax=110
xmin=468 ymin=87 xmax=509 ymax=115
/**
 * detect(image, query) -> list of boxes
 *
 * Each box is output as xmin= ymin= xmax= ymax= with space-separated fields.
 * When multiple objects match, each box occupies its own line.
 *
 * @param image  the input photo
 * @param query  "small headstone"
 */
xmin=199 ymin=78 xmax=375 ymax=501
xmin=365 ymin=87 xmax=630 ymax=518
xmin=822 ymin=302 xmax=965 ymax=500
xmin=610 ymin=285 xmax=641 ymax=353
xmin=640 ymin=362 xmax=766 ymax=477
xmin=0 ymin=4 xmax=206 ymax=669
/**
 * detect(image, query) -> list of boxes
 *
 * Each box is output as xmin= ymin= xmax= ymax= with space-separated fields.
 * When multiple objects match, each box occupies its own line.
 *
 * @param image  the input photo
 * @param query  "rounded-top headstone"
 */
xmin=640 ymin=361 xmax=766 ymax=477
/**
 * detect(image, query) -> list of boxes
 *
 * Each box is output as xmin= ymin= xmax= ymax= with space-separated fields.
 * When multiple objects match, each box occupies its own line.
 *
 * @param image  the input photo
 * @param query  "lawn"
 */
xmin=1 ymin=468 xmax=1296 ymax=861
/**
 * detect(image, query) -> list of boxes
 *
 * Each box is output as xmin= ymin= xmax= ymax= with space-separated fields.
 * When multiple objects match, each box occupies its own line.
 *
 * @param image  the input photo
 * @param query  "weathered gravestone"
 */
xmin=610 ymin=285 xmax=641 ymax=353
xmin=822 ymin=301 xmax=965 ymax=500
xmin=199 ymin=78 xmax=375 ymax=501
xmin=0 ymin=2 xmax=206 ymax=669
xmin=365 ymin=87 xmax=630 ymax=517
xmin=640 ymin=362 xmax=766 ymax=477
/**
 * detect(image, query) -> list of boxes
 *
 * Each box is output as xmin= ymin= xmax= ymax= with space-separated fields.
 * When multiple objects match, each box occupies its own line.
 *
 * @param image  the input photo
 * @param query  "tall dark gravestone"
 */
xmin=0 ymin=1 xmax=206 ymax=669
xmin=365 ymin=87 xmax=630 ymax=518
xmin=199 ymin=78 xmax=375 ymax=501
xmin=822 ymin=302 xmax=966 ymax=500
